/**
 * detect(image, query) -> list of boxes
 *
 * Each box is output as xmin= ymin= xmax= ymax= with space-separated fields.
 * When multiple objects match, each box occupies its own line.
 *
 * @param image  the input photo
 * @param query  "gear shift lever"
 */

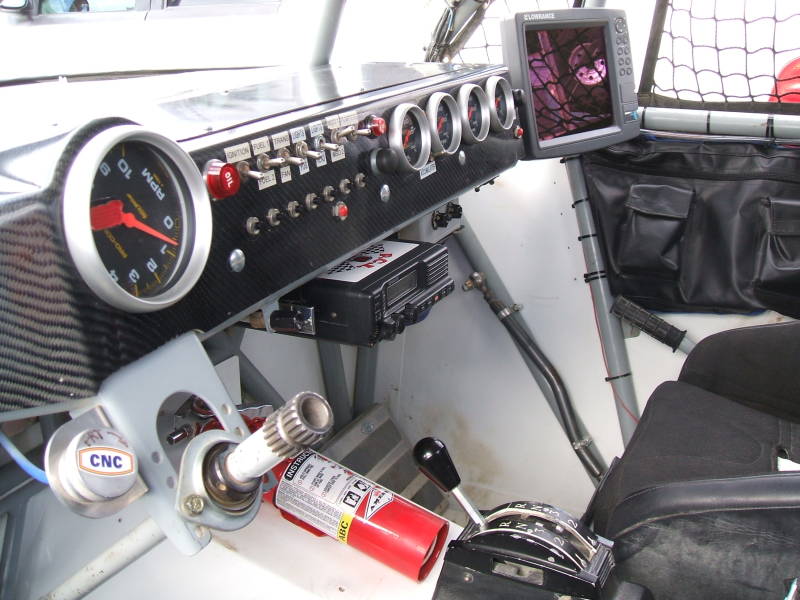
xmin=413 ymin=437 xmax=488 ymax=531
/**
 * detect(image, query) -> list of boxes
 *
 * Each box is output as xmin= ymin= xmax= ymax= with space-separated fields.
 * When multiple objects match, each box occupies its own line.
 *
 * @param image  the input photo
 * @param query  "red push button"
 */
xmin=368 ymin=116 xmax=387 ymax=138
xmin=514 ymin=126 xmax=524 ymax=139
xmin=205 ymin=159 xmax=241 ymax=200
xmin=332 ymin=201 xmax=349 ymax=221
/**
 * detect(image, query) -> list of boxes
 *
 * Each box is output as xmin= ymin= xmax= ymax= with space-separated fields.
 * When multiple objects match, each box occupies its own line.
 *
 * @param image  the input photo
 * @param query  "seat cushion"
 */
xmin=592 ymin=380 xmax=787 ymax=535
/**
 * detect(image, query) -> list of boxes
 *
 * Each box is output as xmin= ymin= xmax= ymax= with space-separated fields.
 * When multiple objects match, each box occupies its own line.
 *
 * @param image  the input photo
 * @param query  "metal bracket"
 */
xmin=98 ymin=332 xmax=249 ymax=555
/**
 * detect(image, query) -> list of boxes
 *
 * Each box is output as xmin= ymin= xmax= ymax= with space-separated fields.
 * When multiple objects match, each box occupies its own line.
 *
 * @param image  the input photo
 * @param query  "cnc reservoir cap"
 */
xmin=60 ymin=428 xmax=138 ymax=502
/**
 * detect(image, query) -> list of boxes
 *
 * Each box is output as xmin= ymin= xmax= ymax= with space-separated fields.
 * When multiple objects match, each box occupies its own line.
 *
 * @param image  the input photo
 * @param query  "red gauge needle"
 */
xmin=91 ymin=199 xmax=178 ymax=246
xmin=468 ymin=106 xmax=475 ymax=120
xmin=403 ymin=128 xmax=412 ymax=148
xmin=437 ymin=116 xmax=446 ymax=132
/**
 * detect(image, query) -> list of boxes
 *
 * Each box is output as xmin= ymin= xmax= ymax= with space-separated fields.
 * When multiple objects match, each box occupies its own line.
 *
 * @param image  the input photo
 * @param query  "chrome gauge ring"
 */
xmin=485 ymin=76 xmax=515 ymax=132
xmin=63 ymin=125 xmax=212 ymax=313
xmin=426 ymin=92 xmax=462 ymax=156
xmin=457 ymin=83 xmax=491 ymax=144
xmin=388 ymin=103 xmax=432 ymax=172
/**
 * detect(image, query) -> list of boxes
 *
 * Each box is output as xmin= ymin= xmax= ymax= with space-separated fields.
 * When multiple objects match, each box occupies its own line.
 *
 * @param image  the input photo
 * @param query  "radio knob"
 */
xmin=204 ymin=160 xmax=240 ymax=199
xmin=286 ymin=200 xmax=301 ymax=218
xmin=256 ymin=153 xmax=286 ymax=169
xmin=305 ymin=192 xmax=320 ymax=211
xmin=332 ymin=201 xmax=349 ymax=221
xmin=338 ymin=178 xmax=351 ymax=195
xmin=266 ymin=208 xmax=282 ymax=227
xmin=295 ymin=141 xmax=322 ymax=161
xmin=322 ymin=185 xmax=336 ymax=202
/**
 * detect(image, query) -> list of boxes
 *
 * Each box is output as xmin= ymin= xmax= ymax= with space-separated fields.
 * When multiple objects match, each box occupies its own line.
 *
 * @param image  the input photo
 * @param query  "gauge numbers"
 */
xmin=63 ymin=126 xmax=212 ymax=313
xmin=91 ymin=142 xmax=185 ymax=299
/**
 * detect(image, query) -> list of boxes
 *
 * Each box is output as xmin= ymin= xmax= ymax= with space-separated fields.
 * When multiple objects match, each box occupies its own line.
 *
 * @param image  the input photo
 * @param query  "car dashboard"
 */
xmin=0 ymin=62 xmax=521 ymax=415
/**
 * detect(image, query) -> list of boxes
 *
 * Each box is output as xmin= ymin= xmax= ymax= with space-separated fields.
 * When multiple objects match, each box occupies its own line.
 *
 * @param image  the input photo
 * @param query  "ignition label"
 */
xmin=257 ymin=170 xmax=277 ymax=190
xmin=275 ymin=451 xmax=375 ymax=542
xmin=224 ymin=142 xmax=251 ymax=163
xmin=251 ymin=136 xmax=271 ymax=155
xmin=271 ymin=131 xmax=291 ymax=149
xmin=290 ymin=127 xmax=306 ymax=143
xmin=78 ymin=447 xmax=135 ymax=476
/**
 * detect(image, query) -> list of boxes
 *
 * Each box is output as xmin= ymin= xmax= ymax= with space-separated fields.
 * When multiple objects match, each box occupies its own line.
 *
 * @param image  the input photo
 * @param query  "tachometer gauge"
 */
xmin=457 ymin=83 xmax=490 ymax=144
xmin=426 ymin=92 xmax=461 ymax=156
xmin=63 ymin=126 xmax=212 ymax=312
xmin=388 ymin=103 xmax=432 ymax=172
xmin=485 ymin=76 xmax=515 ymax=132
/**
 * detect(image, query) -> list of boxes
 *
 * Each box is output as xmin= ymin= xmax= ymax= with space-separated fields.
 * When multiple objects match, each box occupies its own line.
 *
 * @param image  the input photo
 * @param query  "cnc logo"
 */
xmin=77 ymin=447 xmax=135 ymax=476
xmin=524 ymin=12 xmax=555 ymax=21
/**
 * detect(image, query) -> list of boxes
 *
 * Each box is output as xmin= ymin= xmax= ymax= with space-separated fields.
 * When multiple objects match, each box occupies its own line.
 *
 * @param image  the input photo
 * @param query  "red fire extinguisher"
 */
xmin=263 ymin=449 xmax=449 ymax=581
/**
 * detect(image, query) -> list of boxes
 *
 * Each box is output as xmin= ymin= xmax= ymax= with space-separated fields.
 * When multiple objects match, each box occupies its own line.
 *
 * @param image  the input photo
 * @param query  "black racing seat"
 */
xmin=590 ymin=321 xmax=800 ymax=600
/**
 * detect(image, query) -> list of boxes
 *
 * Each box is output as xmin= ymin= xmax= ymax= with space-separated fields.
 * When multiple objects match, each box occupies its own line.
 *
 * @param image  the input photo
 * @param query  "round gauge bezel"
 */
xmin=62 ymin=125 xmax=213 ymax=313
xmin=388 ymin=103 xmax=432 ymax=173
xmin=457 ymin=83 xmax=491 ymax=144
xmin=485 ymin=76 xmax=515 ymax=132
xmin=425 ymin=92 xmax=462 ymax=156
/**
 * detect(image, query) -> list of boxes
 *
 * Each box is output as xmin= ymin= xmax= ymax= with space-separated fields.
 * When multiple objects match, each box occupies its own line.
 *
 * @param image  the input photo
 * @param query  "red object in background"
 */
xmin=770 ymin=57 xmax=800 ymax=103
xmin=263 ymin=450 xmax=449 ymax=581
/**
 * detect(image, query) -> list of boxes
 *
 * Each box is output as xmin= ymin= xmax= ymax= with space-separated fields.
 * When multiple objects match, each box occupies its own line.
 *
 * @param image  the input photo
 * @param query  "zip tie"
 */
xmin=605 ymin=372 xmax=631 ymax=382
xmin=766 ymin=115 xmax=775 ymax=138
xmin=496 ymin=307 xmax=512 ymax=320
xmin=583 ymin=270 xmax=607 ymax=283
xmin=577 ymin=233 xmax=597 ymax=241
xmin=571 ymin=198 xmax=588 ymax=208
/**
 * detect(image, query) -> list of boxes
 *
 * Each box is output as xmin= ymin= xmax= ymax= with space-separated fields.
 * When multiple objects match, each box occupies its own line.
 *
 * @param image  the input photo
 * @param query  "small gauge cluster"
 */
xmin=385 ymin=76 xmax=517 ymax=173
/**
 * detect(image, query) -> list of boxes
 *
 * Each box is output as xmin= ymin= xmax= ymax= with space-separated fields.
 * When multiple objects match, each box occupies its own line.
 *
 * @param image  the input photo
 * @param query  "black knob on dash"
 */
xmin=413 ymin=437 xmax=461 ymax=493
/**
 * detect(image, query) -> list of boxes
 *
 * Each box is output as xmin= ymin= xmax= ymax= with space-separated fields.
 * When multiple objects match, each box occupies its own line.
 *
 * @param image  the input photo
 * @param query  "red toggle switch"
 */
xmin=204 ymin=160 xmax=241 ymax=200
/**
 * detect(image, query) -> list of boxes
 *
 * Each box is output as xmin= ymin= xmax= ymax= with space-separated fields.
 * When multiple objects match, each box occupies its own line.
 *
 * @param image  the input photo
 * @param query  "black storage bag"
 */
xmin=582 ymin=137 xmax=800 ymax=317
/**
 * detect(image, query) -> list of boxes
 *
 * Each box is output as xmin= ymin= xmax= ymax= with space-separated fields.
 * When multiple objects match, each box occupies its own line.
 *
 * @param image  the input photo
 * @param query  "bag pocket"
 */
xmin=757 ymin=197 xmax=800 ymax=295
xmin=616 ymin=184 xmax=693 ymax=277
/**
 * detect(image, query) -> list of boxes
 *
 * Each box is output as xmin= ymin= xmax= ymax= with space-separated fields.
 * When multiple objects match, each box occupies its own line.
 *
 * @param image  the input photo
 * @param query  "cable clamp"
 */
xmin=572 ymin=437 xmax=593 ymax=450
xmin=496 ymin=307 xmax=512 ymax=320
xmin=605 ymin=372 xmax=631 ymax=383
xmin=583 ymin=270 xmax=607 ymax=283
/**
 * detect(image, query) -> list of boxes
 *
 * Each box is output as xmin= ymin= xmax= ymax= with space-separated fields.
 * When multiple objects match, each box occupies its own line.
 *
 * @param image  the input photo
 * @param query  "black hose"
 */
xmin=481 ymin=294 xmax=606 ymax=484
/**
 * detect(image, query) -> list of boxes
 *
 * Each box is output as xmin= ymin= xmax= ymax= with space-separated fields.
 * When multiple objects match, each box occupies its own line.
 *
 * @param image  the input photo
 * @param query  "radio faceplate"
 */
xmin=275 ymin=241 xmax=454 ymax=346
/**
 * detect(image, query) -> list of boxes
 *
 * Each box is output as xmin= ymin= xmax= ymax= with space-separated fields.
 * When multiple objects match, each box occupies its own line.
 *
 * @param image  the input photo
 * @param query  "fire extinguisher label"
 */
xmin=276 ymin=450 xmax=375 ymax=541
xmin=364 ymin=489 xmax=393 ymax=520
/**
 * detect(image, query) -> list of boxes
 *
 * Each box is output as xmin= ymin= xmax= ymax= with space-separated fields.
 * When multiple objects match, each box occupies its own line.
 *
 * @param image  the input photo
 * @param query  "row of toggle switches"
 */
xmin=242 ymin=173 xmax=368 ymax=235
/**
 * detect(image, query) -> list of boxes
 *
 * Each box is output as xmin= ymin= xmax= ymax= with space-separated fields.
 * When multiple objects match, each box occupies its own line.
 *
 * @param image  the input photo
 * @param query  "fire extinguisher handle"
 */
xmin=413 ymin=437 xmax=462 ymax=492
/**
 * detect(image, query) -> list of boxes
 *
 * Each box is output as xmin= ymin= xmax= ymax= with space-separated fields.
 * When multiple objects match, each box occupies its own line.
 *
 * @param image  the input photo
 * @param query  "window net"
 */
xmin=639 ymin=0 xmax=800 ymax=114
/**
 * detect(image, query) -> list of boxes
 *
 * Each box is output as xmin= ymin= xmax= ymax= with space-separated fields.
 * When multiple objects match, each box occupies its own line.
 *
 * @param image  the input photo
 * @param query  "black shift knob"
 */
xmin=413 ymin=437 xmax=461 ymax=492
